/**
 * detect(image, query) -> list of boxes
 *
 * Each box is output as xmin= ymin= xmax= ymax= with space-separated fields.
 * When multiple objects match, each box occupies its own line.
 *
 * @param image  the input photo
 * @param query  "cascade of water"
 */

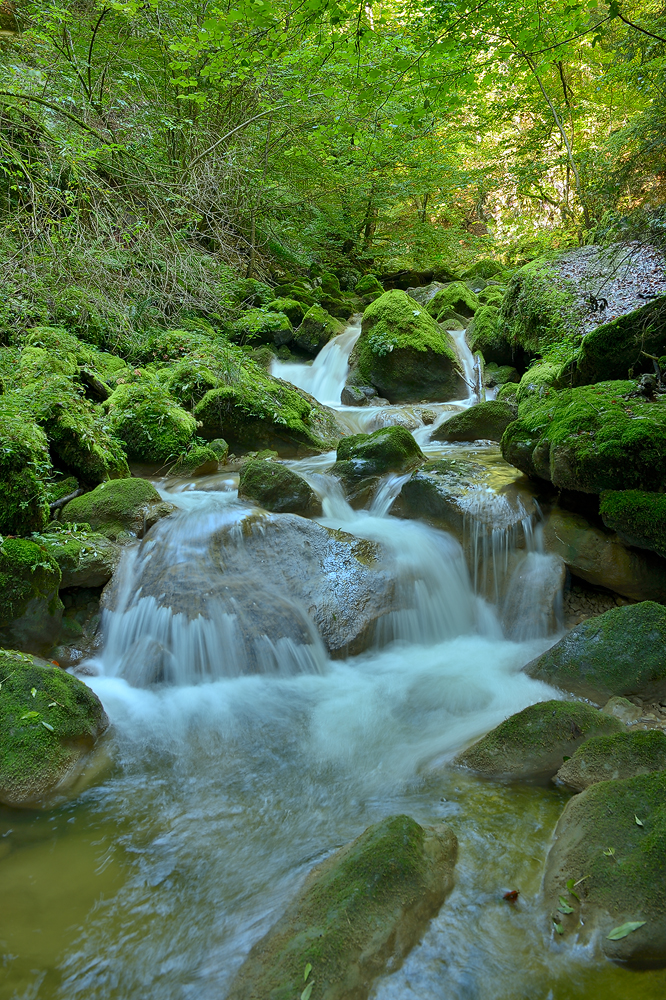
xmin=270 ymin=317 xmax=361 ymax=405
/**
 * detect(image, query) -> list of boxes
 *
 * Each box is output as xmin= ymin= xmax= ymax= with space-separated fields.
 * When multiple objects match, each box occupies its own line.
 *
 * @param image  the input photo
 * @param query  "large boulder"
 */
xmin=543 ymin=772 xmax=666 ymax=963
xmin=61 ymin=477 xmax=176 ymax=541
xmin=335 ymin=425 xmax=424 ymax=476
xmin=105 ymin=383 xmax=198 ymax=463
xmin=232 ymin=307 xmax=293 ymax=346
xmin=599 ymin=489 xmax=666 ymax=559
xmin=452 ymin=700 xmax=621 ymax=781
xmin=238 ymin=459 xmax=320 ymax=514
xmin=266 ymin=297 xmax=306 ymax=327
xmin=226 ymin=815 xmax=457 ymax=1000
xmin=570 ymin=295 xmax=666 ymax=386
xmin=467 ymin=305 xmax=518 ymax=367
xmin=0 ymin=650 xmax=108 ymax=807
xmin=0 ymin=538 xmax=63 ymax=652
xmin=427 ymin=281 xmax=479 ymax=320
xmin=355 ymin=273 xmax=384 ymax=296
xmin=350 ymin=290 xmax=465 ymax=403
xmin=514 ymin=362 xmax=561 ymax=405
xmin=0 ymin=411 xmax=51 ymax=535
xmin=295 ymin=305 xmax=344 ymax=354
xmin=39 ymin=526 xmax=121 ymax=588
xmin=501 ymin=381 xmax=666 ymax=493
xmin=525 ymin=602 xmax=666 ymax=703
xmin=433 ymin=401 xmax=515 ymax=443
xmin=554 ymin=730 xmax=666 ymax=791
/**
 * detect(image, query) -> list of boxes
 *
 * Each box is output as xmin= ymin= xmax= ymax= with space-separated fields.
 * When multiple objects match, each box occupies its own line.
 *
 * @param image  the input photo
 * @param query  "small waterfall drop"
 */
xmin=271 ymin=317 xmax=361 ymax=405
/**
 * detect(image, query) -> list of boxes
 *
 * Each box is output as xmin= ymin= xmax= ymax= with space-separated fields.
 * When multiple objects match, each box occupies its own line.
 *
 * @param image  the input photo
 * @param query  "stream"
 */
xmin=2 ymin=320 xmax=666 ymax=1000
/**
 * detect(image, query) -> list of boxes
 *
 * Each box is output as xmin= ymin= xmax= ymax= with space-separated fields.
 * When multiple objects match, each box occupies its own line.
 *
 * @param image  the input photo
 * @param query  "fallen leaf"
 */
xmin=503 ymin=889 xmax=519 ymax=902
xmin=603 ymin=847 xmax=615 ymax=857
xmin=635 ymin=816 xmax=644 ymax=827
xmin=565 ymin=879 xmax=580 ymax=901
xmin=304 ymin=964 xmax=312 ymax=983
xmin=40 ymin=721 xmax=54 ymax=732
xmin=301 ymin=982 xmax=314 ymax=1000
xmin=553 ymin=920 xmax=564 ymax=935
xmin=607 ymin=921 xmax=646 ymax=941
xmin=558 ymin=896 xmax=574 ymax=914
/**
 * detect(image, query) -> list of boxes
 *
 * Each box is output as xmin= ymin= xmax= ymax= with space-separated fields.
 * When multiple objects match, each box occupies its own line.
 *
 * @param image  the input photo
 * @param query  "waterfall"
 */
xmin=270 ymin=318 xmax=361 ymax=405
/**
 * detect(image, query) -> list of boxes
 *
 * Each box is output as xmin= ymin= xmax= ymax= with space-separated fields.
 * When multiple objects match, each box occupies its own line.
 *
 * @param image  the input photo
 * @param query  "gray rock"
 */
xmin=238 ymin=459 xmax=320 ymax=514
xmin=341 ymin=385 xmax=370 ymax=406
xmin=41 ymin=530 xmax=121 ymax=588
xmin=554 ymin=730 xmax=666 ymax=791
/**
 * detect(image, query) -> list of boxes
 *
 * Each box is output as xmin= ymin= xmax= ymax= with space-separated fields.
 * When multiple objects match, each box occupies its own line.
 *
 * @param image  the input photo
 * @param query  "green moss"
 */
xmin=208 ymin=438 xmax=229 ymax=461
xmin=427 ymin=281 xmax=480 ymax=320
xmin=0 ymin=412 xmax=51 ymax=534
xmin=61 ymin=477 xmax=166 ymax=536
xmin=354 ymin=273 xmax=384 ymax=296
xmin=0 ymin=650 xmax=107 ymax=805
xmin=434 ymin=401 xmax=516 ymax=443
xmin=168 ymin=444 xmax=219 ymax=477
xmin=526 ymin=601 xmax=666 ymax=702
xmin=266 ymin=297 xmax=305 ymax=326
xmin=23 ymin=325 xmax=98 ymax=369
xmin=238 ymin=459 xmax=318 ymax=513
xmin=556 ymin=730 xmax=666 ymax=791
xmin=461 ymin=259 xmax=504 ymax=280
xmin=501 ymin=380 xmax=666 ymax=492
xmin=600 ymin=489 xmax=666 ymax=558
xmin=496 ymin=381 xmax=519 ymax=403
xmin=133 ymin=327 xmax=214 ymax=366
xmin=354 ymin=290 xmax=462 ymax=403
xmin=0 ymin=538 xmax=61 ymax=627
xmin=295 ymin=305 xmax=344 ymax=354
xmin=468 ymin=306 xmax=516 ymax=367
xmin=515 ymin=362 xmax=562 ymax=406
xmin=477 ymin=286 xmax=506 ymax=307
xmin=320 ymin=272 xmax=341 ymax=296
xmin=485 ymin=363 xmax=519 ymax=387
xmin=105 ymin=383 xmax=197 ymax=462
xmin=232 ymin=278 xmax=275 ymax=307
xmin=232 ymin=307 xmax=292 ymax=345
xmin=336 ymin=425 xmax=424 ymax=475
xmin=499 ymin=257 xmax=582 ymax=357
xmin=572 ymin=297 xmax=666 ymax=386
xmin=160 ymin=358 xmax=219 ymax=409
xmin=454 ymin=700 xmax=621 ymax=780
xmin=274 ymin=283 xmax=316 ymax=307
xmin=36 ymin=523 xmax=118 ymax=588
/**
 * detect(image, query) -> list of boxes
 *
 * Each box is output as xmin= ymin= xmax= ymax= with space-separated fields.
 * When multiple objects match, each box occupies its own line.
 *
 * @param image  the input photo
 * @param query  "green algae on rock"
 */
xmin=554 ymin=730 xmax=666 ymax=792
xmin=0 ymin=649 xmax=108 ymax=807
xmin=336 ymin=426 xmax=424 ymax=476
xmin=38 ymin=524 xmax=120 ymax=588
xmin=0 ymin=538 xmax=63 ymax=652
xmin=501 ymin=381 xmax=666 ymax=493
xmin=452 ymin=700 xmax=621 ymax=781
xmin=600 ymin=489 xmax=666 ymax=559
xmin=168 ymin=444 xmax=220 ymax=478
xmin=238 ymin=459 xmax=320 ymax=514
xmin=525 ymin=602 xmax=666 ymax=703
xmin=433 ymin=401 xmax=516 ymax=443
xmin=295 ymin=305 xmax=344 ymax=354
xmin=226 ymin=815 xmax=457 ymax=1000
xmin=105 ymin=383 xmax=197 ymax=463
xmin=543 ymin=771 xmax=666 ymax=963
xmin=427 ymin=281 xmax=480 ymax=320
xmin=61 ymin=478 xmax=176 ymax=540
xmin=352 ymin=290 xmax=464 ymax=403
xmin=0 ymin=411 xmax=51 ymax=535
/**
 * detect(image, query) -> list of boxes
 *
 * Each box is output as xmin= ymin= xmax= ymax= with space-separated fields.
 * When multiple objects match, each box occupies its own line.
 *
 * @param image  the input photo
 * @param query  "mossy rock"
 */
xmin=160 ymin=358 xmax=219 ymax=409
xmin=105 ymin=383 xmax=197 ymax=463
xmin=275 ymin=283 xmax=316 ymax=307
xmin=232 ymin=278 xmax=275 ymax=307
xmin=433 ymin=401 xmax=516 ymax=443
xmin=296 ymin=305 xmax=344 ymax=355
xmin=461 ymin=259 xmax=504 ymax=281
xmin=319 ymin=292 xmax=352 ymax=321
xmin=497 ymin=382 xmax=519 ymax=403
xmin=38 ymin=525 xmax=120 ymax=588
xmin=226 ymin=815 xmax=457 ymax=1000
xmin=501 ymin=381 xmax=666 ymax=493
xmin=525 ymin=602 xmax=666 ymax=703
xmin=452 ymin=700 xmax=621 ymax=781
xmin=353 ymin=290 xmax=464 ymax=403
xmin=0 ymin=650 xmax=108 ymax=807
xmin=320 ymin=271 xmax=341 ymax=296
xmin=600 ymin=490 xmax=666 ymax=559
xmin=238 ymin=459 xmax=320 ymax=514
xmin=335 ymin=426 xmax=424 ymax=476
xmin=354 ymin=273 xmax=384 ymax=296
xmin=232 ymin=308 xmax=293 ymax=346
xmin=208 ymin=438 xmax=229 ymax=462
xmin=498 ymin=257 xmax=582 ymax=357
xmin=467 ymin=305 xmax=517 ymax=368
xmin=427 ymin=282 xmax=479 ymax=321
xmin=543 ymin=772 xmax=666 ymax=963
xmin=571 ymin=296 xmax=666 ymax=386
xmin=484 ymin=363 xmax=519 ymax=387
xmin=515 ymin=362 xmax=562 ymax=406
xmin=132 ymin=327 xmax=214 ymax=366
xmin=0 ymin=538 xmax=63 ymax=652
xmin=62 ymin=478 xmax=176 ymax=540
xmin=0 ymin=412 xmax=51 ymax=535
xmin=555 ymin=730 xmax=666 ymax=792
xmin=477 ymin=286 xmax=506 ymax=308
xmin=266 ymin=297 xmax=306 ymax=327
xmin=168 ymin=444 xmax=220 ymax=478
xmin=45 ymin=475 xmax=79 ymax=505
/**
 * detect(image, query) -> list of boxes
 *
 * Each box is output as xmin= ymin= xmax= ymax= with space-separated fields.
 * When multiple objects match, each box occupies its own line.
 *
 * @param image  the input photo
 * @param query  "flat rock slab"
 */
xmin=226 ymin=815 xmax=457 ymax=1000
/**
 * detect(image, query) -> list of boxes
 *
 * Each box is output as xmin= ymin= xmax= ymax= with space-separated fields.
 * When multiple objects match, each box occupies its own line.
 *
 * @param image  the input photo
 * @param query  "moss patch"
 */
xmin=355 ymin=273 xmax=384 ymax=296
xmin=600 ymin=489 xmax=666 ymax=558
xmin=296 ymin=305 xmax=344 ymax=354
xmin=105 ymin=383 xmax=197 ymax=463
xmin=427 ymin=282 xmax=480 ymax=320
xmin=498 ymin=257 xmax=582 ymax=357
xmin=555 ymin=730 xmax=666 ymax=791
xmin=62 ymin=477 xmax=173 ymax=539
xmin=238 ymin=459 xmax=319 ymax=513
xmin=515 ymin=362 xmax=562 ymax=406
xmin=336 ymin=426 xmax=424 ymax=476
xmin=572 ymin=296 xmax=666 ymax=386
xmin=433 ymin=401 xmax=515 ymax=443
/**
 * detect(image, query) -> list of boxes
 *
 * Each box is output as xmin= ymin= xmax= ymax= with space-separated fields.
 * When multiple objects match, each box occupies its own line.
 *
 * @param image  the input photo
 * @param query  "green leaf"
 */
xmin=603 ymin=847 xmax=615 ymax=856
xmin=607 ymin=921 xmax=646 ymax=941
xmin=301 ymin=983 xmax=314 ymax=1000
xmin=558 ymin=896 xmax=574 ymax=914
xmin=304 ymin=964 xmax=312 ymax=983
xmin=565 ymin=879 xmax=580 ymax=901
xmin=553 ymin=919 xmax=564 ymax=934
xmin=21 ymin=711 xmax=40 ymax=720
xmin=635 ymin=815 xmax=644 ymax=827
xmin=40 ymin=721 xmax=54 ymax=732
xmin=31 ymin=687 xmax=37 ymax=698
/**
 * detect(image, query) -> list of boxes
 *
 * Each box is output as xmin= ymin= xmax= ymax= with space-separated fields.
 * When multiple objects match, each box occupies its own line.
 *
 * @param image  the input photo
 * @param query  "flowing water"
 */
xmin=2 ymin=321 xmax=666 ymax=999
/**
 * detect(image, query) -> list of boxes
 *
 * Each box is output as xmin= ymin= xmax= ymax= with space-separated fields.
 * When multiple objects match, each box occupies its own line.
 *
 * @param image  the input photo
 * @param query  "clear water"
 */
xmin=2 ymin=322 xmax=665 ymax=1000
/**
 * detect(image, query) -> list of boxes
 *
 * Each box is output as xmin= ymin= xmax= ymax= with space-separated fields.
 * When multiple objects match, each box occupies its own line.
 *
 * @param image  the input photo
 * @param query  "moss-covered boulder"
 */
xmin=105 ymin=383 xmax=197 ymax=463
xmin=467 ymin=305 xmax=517 ymax=367
xmin=600 ymin=489 xmax=666 ymax=559
xmin=484 ymin=363 xmax=520 ymax=388
xmin=160 ymin=358 xmax=219 ymax=409
xmin=525 ymin=602 xmax=666 ymax=704
xmin=0 ymin=411 xmax=51 ymax=535
xmin=0 ymin=650 xmax=108 ymax=807
xmin=427 ymin=282 xmax=480 ymax=320
xmin=452 ymin=700 xmax=621 ymax=781
xmin=275 ymin=283 xmax=316 ymax=307
xmin=266 ymin=297 xmax=306 ymax=327
xmin=0 ymin=538 xmax=63 ymax=651
xmin=543 ymin=772 xmax=666 ymax=962
xmin=168 ymin=444 xmax=219 ymax=478
xmin=295 ymin=305 xmax=344 ymax=355
xmin=433 ymin=401 xmax=516 ymax=443
xmin=498 ymin=257 xmax=581 ymax=357
xmin=335 ymin=426 xmax=424 ymax=476
xmin=39 ymin=525 xmax=120 ymax=588
xmin=208 ymin=438 xmax=229 ymax=462
xmin=61 ymin=478 xmax=176 ymax=540
xmin=477 ymin=285 xmax=506 ymax=308
xmin=514 ymin=362 xmax=562 ymax=406
xmin=238 ymin=459 xmax=320 ymax=514
xmin=233 ymin=308 xmax=293 ymax=346
xmin=226 ymin=815 xmax=457 ymax=1000
xmin=354 ymin=273 xmax=384 ymax=296
xmin=501 ymin=381 xmax=666 ymax=493
xmin=554 ymin=730 xmax=666 ymax=792
xmin=352 ymin=290 xmax=464 ymax=403
xmin=571 ymin=296 xmax=666 ymax=386
xmin=320 ymin=271 xmax=341 ymax=296
xmin=461 ymin=259 xmax=504 ymax=281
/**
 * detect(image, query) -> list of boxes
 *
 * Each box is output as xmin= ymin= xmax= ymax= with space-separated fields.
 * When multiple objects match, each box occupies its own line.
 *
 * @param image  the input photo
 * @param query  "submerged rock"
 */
xmin=525 ymin=602 xmax=666 ymax=703
xmin=543 ymin=771 xmax=666 ymax=963
xmin=0 ymin=650 xmax=108 ymax=807
xmin=554 ymin=730 xmax=666 ymax=791
xmin=452 ymin=700 xmax=621 ymax=781
xmin=350 ymin=290 xmax=465 ymax=403
xmin=61 ymin=478 xmax=176 ymax=541
xmin=238 ymin=459 xmax=320 ymax=514
xmin=433 ymin=400 xmax=516 ymax=443
xmin=226 ymin=815 xmax=457 ymax=1000
xmin=0 ymin=538 xmax=63 ymax=652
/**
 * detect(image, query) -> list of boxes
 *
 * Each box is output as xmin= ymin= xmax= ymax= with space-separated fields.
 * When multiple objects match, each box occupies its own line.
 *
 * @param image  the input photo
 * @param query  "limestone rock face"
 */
xmin=452 ymin=700 xmax=621 ymax=781
xmin=226 ymin=815 xmax=457 ymax=1000
xmin=525 ymin=602 xmax=666 ymax=703
xmin=554 ymin=730 xmax=666 ymax=791
xmin=543 ymin=772 xmax=666 ymax=963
